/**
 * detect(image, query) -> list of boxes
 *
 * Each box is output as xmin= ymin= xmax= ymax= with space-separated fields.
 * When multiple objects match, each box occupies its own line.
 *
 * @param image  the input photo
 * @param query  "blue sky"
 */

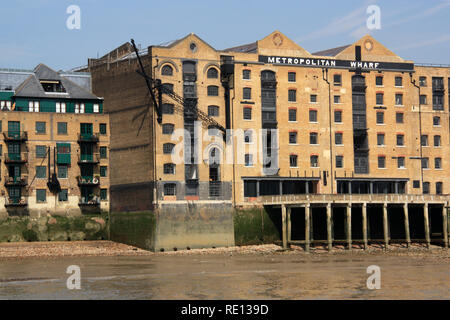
xmin=1 ymin=0 xmax=450 ymax=70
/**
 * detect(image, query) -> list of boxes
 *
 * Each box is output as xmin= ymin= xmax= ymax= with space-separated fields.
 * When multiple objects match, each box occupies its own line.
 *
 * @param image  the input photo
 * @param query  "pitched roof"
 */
xmin=312 ymin=44 xmax=351 ymax=57
xmin=14 ymin=63 xmax=100 ymax=100
xmin=223 ymin=42 xmax=258 ymax=53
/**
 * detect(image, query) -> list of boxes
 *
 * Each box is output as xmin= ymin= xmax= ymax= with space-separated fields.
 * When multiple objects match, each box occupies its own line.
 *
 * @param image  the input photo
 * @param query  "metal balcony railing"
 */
xmin=77 ymin=176 xmax=100 ymax=185
xmin=5 ymin=196 xmax=28 ymax=206
xmin=77 ymin=132 xmax=99 ymax=143
xmin=78 ymin=153 xmax=100 ymax=164
xmin=4 ymin=152 xmax=28 ymax=163
xmin=3 ymin=131 xmax=28 ymax=141
xmin=4 ymin=175 xmax=28 ymax=186
xmin=209 ymin=181 xmax=222 ymax=197
xmin=79 ymin=197 xmax=100 ymax=206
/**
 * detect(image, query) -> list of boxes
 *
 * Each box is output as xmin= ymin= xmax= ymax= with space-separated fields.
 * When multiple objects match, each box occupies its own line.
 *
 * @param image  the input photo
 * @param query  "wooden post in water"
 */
xmin=362 ymin=203 xmax=368 ymax=250
xmin=424 ymin=204 xmax=430 ymax=249
xmin=383 ymin=203 xmax=389 ymax=251
xmin=326 ymin=203 xmax=332 ymax=252
xmin=346 ymin=204 xmax=352 ymax=250
xmin=282 ymin=204 xmax=287 ymax=249
xmin=403 ymin=203 xmax=411 ymax=248
xmin=305 ymin=204 xmax=310 ymax=252
xmin=443 ymin=205 xmax=448 ymax=249
xmin=287 ymin=206 xmax=292 ymax=247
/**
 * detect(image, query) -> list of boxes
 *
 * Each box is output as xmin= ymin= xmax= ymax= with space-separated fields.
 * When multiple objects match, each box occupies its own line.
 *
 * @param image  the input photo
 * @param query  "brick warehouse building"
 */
xmin=0 ymin=64 xmax=110 ymax=218
xmin=87 ymin=31 xmax=449 ymax=251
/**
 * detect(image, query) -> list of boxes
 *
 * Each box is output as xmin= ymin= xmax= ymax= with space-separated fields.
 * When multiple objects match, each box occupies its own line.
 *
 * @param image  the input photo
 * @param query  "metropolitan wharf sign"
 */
xmin=259 ymin=55 xmax=414 ymax=72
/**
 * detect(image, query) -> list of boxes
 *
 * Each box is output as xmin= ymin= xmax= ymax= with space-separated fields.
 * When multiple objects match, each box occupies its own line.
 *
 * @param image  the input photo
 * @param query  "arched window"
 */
xmin=207 ymin=68 xmax=218 ymax=79
xmin=209 ymin=147 xmax=221 ymax=166
xmin=261 ymin=70 xmax=276 ymax=81
xmin=207 ymin=85 xmax=219 ymax=96
xmin=208 ymin=105 xmax=219 ymax=117
xmin=161 ymin=65 xmax=173 ymax=76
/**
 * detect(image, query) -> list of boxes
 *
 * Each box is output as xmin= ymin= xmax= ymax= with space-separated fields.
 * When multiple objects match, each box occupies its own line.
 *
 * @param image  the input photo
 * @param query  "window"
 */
xmin=207 ymin=68 xmax=218 ymax=79
xmin=162 ymin=83 xmax=174 ymax=93
xmin=309 ymin=110 xmax=317 ymax=122
xmin=163 ymin=143 xmax=174 ymax=154
xmin=56 ymin=102 xmax=66 ymax=113
xmin=208 ymin=105 xmax=219 ymax=117
xmin=397 ymin=157 xmax=405 ymax=169
xmin=378 ymin=156 xmax=386 ymax=169
xmin=289 ymin=132 xmax=297 ymax=144
xmin=310 ymin=94 xmax=317 ymax=103
xmin=36 ymin=166 xmax=46 ymax=178
xmin=93 ymin=104 xmax=99 ymax=113
xmin=436 ymin=182 xmax=443 ymax=195
xmin=335 ymin=132 xmax=343 ymax=145
xmin=421 ymin=135 xmax=428 ymax=146
xmin=161 ymin=65 xmax=173 ymax=76
xmin=0 ymin=101 xmax=11 ymax=111
xmin=163 ymin=163 xmax=175 ymax=174
xmin=162 ymin=124 xmax=174 ymax=134
xmin=419 ymin=76 xmax=427 ymax=87
xmin=244 ymin=130 xmax=252 ymax=143
xmin=99 ymin=146 xmax=107 ymax=159
xmin=288 ymin=72 xmax=296 ymax=82
xmin=164 ymin=183 xmax=176 ymax=196
xmin=243 ymin=87 xmax=252 ymax=100
xmin=396 ymin=134 xmax=404 ymax=146
xmin=423 ymin=182 xmax=430 ymax=194
xmin=433 ymin=95 xmax=444 ymax=110
xmin=395 ymin=76 xmax=403 ymax=87
xmin=36 ymin=122 xmax=46 ymax=134
xmin=376 ymin=93 xmax=383 ymax=105
xmin=100 ymin=189 xmax=108 ymax=200
xmin=0 ymin=121 xmax=2 ymax=132
xmin=420 ymin=95 xmax=427 ymax=105
xmin=36 ymin=189 xmax=46 ymax=203
xmin=207 ymin=85 xmax=219 ymax=96
xmin=310 ymin=155 xmax=319 ymax=167
xmin=29 ymin=101 xmax=39 ymax=112
xmin=376 ymin=76 xmax=383 ymax=86
xmin=336 ymin=155 xmax=343 ymax=168
xmin=75 ymin=103 xmax=85 ymax=114
xmin=334 ymin=110 xmax=342 ymax=123
xmin=289 ymin=155 xmax=298 ymax=167
xmin=99 ymin=123 xmax=107 ymax=135
xmin=243 ymin=107 xmax=252 ymax=120
xmin=376 ymin=112 xmax=384 ymax=124
xmin=333 ymin=74 xmax=342 ymax=86
xmin=36 ymin=145 xmax=47 ymax=158
xmin=396 ymin=113 xmax=404 ymax=123
xmin=245 ymin=154 xmax=253 ymax=167
xmin=288 ymin=109 xmax=297 ymax=122
xmin=100 ymin=166 xmax=107 ymax=177
xmin=433 ymin=116 xmax=440 ymax=126
xmin=435 ymin=157 xmax=442 ymax=169
xmin=57 ymin=165 xmax=68 ymax=179
xmin=162 ymin=103 xmax=174 ymax=114
xmin=434 ymin=135 xmax=441 ymax=147
xmin=58 ymin=189 xmax=68 ymax=202
xmin=242 ymin=70 xmax=251 ymax=80
xmin=310 ymin=132 xmax=318 ymax=145
xmin=334 ymin=95 xmax=341 ymax=104
xmin=288 ymin=89 xmax=297 ymax=102
xmin=57 ymin=122 xmax=67 ymax=135
xmin=413 ymin=180 xmax=420 ymax=188
xmin=421 ymin=157 xmax=429 ymax=169
xmin=395 ymin=94 xmax=403 ymax=105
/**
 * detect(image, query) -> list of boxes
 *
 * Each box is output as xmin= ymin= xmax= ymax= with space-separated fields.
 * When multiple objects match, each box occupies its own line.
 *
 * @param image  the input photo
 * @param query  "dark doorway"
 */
xmin=311 ymin=207 xmax=327 ymax=241
xmin=290 ymin=207 xmax=305 ymax=241
xmin=332 ymin=207 xmax=346 ymax=240
xmin=367 ymin=205 xmax=384 ymax=240
xmin=351 ymin=206 xmax=363 ymax=240
xmin=409 ymin=205 xmax=425 ymax=240
xmin=429 ymin=205 xmax=444 ymax=241
xmin=388 ymin=205 xmax=406 ymax=240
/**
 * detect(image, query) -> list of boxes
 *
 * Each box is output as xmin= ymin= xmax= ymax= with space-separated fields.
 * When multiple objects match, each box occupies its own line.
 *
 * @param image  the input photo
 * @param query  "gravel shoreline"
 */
xmin=0 ymin=240 xmax=449 ymax=260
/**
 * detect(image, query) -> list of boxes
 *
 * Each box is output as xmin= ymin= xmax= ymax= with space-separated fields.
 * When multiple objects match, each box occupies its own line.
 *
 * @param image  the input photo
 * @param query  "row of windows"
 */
xmin=376 ymin=156 xmax=442 ymax=170
xmin=0 ymin=121 xmax=107 ymax=135
xmin=34 ymin=188 xmax=108 ymax=202
xmin=26 ymin=101 xmax=100 ymax=113
xmin=161 ymin=65 xmax=219 ymax=79
xmin=33 ymin=165 xmax=108 ymax=178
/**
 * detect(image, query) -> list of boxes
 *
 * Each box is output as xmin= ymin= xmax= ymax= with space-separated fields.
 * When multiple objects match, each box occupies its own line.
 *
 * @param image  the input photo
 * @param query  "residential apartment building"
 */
xmin=0 ymin=64 xmax=110 ymax=217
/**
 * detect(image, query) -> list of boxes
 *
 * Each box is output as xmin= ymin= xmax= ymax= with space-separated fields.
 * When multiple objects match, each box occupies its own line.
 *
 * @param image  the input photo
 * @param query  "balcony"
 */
xmin=3 ymin=131 xmax=28 ymax=142
xmin=77 ymin=175 xmax=100 ymax=186
xmin=79 ymin=197 xmax=100 ymax=206
xmin=77 ymin=153 xmax=100 ymax=164
xmin=4 ymin=175 xmax=28 ymax=186
xmin=5 ymin=196 xmax=28 ymax=207
xmin=77 ymin=132 xmax=99 ymax=143
xmin=4 ymin=153 xmax=28 ymax=164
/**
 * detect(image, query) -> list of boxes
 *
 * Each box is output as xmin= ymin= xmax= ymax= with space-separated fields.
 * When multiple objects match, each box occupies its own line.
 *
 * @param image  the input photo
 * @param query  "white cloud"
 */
xmin=393 ymin=34 xmax=450 ymax=51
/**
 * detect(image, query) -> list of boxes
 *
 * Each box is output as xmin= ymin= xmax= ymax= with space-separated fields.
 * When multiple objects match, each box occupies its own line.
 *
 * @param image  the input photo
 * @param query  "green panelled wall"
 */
xmin=9 ymin=97 xmax=103 ymax=114
xmin=0 ymin=91 xmax=14 ymax=100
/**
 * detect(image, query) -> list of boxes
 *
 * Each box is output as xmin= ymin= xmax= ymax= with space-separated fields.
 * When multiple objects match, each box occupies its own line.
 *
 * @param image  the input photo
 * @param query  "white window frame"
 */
xmin=75 ymin=103 xmax=80 ymax=113
xmin=93 ymin=104 xmax=99 ymax=113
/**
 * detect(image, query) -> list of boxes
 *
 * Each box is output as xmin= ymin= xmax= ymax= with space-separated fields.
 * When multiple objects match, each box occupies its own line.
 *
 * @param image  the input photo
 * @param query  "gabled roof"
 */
xmin=14 ymin=63 xmax=100 ymax=100
xmin=223 ymin=42 xmax=258 ymax=53
xmin=312 ymin=44 xmax=351 ymax=57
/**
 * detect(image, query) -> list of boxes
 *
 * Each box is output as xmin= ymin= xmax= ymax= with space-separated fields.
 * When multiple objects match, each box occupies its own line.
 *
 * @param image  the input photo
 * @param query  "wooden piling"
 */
xmin=424 ymin=204 xmax=430 ymax=249
xmin=362 ymin=203 xmax=368 ymax=250
xmin=383 ymin=203 xmax=389 ymax=251
xmin=443 ymin=205 xmax=448 ymax=249
xmin=346 ymin=204 xmax=352 ymax=250
xmin=282 ymin=204 xmax=287 ymax=249
xmin=403 ymin=203 xmax=411 ymax=248
xmin=287 ymin=206 xmax=292 ymax=246
xmin=305 ymin=204 xmax=310 ymax=252
xmin=326 ymin=203 xmax=332 ymax=251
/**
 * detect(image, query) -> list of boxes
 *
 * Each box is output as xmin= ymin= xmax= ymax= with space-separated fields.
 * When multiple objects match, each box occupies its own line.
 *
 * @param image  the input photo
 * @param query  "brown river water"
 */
xmin=0 ymin=252 xmax=449 ymax=299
